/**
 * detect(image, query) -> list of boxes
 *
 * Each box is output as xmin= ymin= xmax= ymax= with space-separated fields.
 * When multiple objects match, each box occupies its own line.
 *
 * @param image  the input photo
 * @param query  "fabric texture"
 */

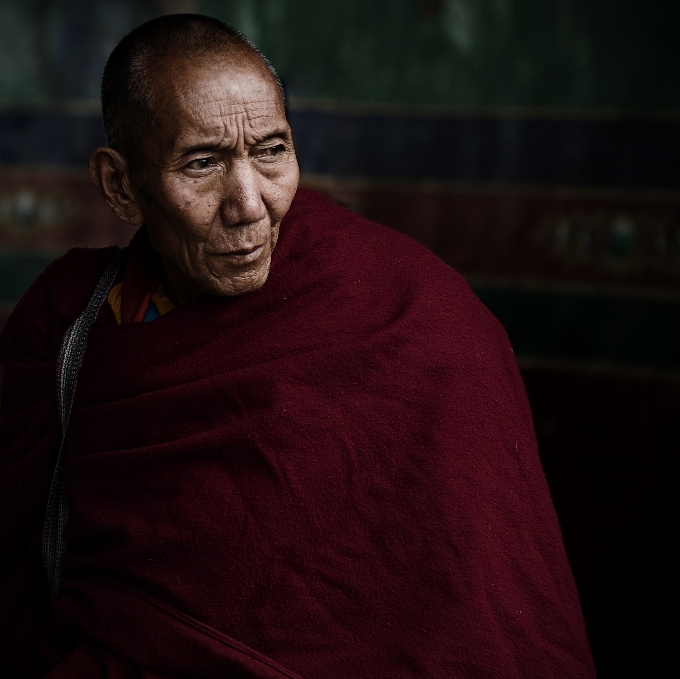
xmin=107 ymin=280 xmax=175 ymax=325
xmin=149 ymin=283 xmax=175 ymax=318
xmin=106 ymin=244 xmax=176 ymax=326
xmin=0 ymin=188 xmax=595 ymax=678
xmin=107 ymin=281 xmax=123 ymax=324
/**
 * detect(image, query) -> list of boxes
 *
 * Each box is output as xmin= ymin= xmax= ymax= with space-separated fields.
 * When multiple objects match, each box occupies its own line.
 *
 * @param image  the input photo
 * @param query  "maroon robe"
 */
xmin=0 ymin=189 xmax=595 ymax=678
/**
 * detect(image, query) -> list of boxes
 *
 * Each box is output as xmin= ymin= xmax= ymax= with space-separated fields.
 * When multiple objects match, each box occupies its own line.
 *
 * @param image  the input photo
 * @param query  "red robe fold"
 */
xmin=0 ymin=188 xmax=595 ymax=678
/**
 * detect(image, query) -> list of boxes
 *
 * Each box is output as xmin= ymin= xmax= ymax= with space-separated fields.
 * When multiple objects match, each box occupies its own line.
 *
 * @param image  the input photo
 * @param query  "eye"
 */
xmin=257 ymin=144 xmax=286 ymax=159
xmin=187 ymin=157 xmax=216 ymax=170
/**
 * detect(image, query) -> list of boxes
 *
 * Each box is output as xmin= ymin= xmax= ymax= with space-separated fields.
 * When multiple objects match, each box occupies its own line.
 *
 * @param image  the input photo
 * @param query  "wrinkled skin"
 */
xmin=89 ymin=51 xmax=299 ymax=304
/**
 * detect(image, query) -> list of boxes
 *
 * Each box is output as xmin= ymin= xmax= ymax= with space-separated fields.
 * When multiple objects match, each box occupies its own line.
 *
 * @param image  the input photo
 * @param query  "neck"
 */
xmin=159 ymin=253 xmax=203 ymax=306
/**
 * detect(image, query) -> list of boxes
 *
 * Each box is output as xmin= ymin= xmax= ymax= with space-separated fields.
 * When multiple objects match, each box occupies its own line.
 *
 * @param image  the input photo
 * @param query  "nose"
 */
xmin=221 ymin=158 xmax=267 ymax=227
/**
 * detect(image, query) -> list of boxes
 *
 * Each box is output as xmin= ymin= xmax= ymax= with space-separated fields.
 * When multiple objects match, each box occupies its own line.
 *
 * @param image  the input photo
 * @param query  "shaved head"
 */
xmin=101 ymin=14 xmax=284 ymax=184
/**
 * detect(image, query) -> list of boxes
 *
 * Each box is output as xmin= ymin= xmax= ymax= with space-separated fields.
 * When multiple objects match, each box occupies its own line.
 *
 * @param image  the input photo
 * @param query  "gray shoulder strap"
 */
xmin=42 ymin=247 xmax=128 ymax=594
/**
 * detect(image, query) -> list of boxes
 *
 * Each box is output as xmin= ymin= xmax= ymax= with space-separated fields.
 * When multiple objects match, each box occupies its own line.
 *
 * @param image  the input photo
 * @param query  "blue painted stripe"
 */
xmin=0 ymin=111 xmax=105 ymax=166
xmin=1 ymin=109 xmax=680 ymax=189
xmin=290 ymin=110 xmax=680 ymax=189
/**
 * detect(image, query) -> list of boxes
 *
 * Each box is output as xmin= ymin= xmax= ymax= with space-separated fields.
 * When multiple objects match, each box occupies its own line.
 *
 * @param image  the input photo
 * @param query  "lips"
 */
xmin=214 ymin=243 xmax=264 ymax=265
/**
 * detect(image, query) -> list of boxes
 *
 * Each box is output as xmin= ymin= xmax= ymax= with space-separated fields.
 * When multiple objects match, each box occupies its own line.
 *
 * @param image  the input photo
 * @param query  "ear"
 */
xmin=89 ymin=147 xmax=145 ymax=225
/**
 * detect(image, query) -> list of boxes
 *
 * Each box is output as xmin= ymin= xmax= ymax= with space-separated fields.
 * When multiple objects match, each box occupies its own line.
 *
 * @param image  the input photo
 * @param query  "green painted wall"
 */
xmin=208 ymin=0 xmax=680 ymax=110
xmin=1 ymin=0 xmax=679 ymax=110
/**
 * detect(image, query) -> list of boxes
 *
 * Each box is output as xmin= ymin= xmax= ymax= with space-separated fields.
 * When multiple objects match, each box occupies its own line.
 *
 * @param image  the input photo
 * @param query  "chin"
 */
xmin=209 ymin=265 xmax=271 ymax=297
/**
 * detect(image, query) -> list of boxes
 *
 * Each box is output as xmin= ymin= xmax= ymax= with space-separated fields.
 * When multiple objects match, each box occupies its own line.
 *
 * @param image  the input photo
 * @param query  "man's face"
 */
xmin=137 ymin=53 xmax=299 ymax=300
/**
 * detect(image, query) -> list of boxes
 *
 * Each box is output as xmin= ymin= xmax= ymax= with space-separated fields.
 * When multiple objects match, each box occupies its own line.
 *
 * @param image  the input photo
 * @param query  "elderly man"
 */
xmin=0 ymin=14 xmax=594 ymax=679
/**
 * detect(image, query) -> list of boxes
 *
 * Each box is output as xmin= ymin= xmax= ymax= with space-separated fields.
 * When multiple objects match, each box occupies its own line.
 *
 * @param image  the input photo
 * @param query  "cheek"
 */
xmin=162 ymin=179 xmax=222 ymax=232
xmin=266 ymin=164 xmax=300 ymax=223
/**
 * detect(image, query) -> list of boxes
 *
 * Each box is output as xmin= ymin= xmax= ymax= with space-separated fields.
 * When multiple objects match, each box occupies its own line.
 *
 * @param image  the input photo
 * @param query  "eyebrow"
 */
xmin=179 ymin=129 xmax=290 ymax=157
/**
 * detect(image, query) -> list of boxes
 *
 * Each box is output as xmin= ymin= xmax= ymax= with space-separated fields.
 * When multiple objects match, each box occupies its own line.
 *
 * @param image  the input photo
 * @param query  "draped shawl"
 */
xmin=0 ymin=189 xmax=595 ymax=678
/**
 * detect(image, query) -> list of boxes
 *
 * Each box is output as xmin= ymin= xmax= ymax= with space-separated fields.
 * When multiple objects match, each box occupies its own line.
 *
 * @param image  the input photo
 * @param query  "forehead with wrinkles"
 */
xmin=145 ymin=52 xmax=285 ymax=156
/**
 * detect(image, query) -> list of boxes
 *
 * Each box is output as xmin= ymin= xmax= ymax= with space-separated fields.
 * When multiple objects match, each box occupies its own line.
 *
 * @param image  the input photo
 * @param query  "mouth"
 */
xmin=215 ymin=244 xmax=265 ymax=265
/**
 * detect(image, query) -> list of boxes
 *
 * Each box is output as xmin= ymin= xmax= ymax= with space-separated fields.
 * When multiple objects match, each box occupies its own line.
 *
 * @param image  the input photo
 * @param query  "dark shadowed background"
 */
xmin=1 ymin=1 xmax=678 ymax=675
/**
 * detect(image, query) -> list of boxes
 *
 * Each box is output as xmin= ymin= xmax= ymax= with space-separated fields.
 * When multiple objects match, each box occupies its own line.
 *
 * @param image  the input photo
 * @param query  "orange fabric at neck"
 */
xmin=106 ymin=226 xmax=178 ymax=324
